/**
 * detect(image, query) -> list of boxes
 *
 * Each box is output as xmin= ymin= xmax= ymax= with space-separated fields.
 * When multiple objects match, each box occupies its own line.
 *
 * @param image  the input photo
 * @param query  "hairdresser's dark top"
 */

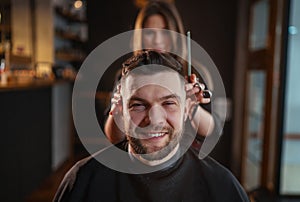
xmin=54 ymin=140 xmax=249 ymax=202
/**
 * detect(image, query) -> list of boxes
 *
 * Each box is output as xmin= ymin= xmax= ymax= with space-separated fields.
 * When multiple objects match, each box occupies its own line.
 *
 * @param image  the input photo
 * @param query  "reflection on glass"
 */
xmin=280 ymin=0 xmax=300 ymax=195
xmin=249 ymin=0 xmax=269 ymax=51
xmin=244 ymin=70 xmax=266 ymax=191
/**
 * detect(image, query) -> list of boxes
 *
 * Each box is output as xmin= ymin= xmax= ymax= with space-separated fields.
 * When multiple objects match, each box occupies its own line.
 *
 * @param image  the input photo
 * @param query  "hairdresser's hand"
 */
xmin=185 ymin=74 xmax=211 ymax=104
xmin=109 ymin=84 xmax=123 ymax=116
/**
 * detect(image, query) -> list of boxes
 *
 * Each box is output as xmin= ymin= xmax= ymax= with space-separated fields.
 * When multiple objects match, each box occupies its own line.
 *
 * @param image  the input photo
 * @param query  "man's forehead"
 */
xmin=124 ymin=71 xmax=182 ymax=93
xmin=129 ymin=86 xmax=181 ymax=103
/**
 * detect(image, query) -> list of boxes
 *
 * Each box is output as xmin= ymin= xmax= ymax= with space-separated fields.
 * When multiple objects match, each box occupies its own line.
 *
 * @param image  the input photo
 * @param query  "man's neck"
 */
xmin=128 ymin=143 xmax=180 ymax=166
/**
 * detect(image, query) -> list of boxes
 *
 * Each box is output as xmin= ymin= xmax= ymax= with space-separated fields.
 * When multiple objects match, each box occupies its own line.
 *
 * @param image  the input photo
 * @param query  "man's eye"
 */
xmin=163 ymin=101 xmax=177 ymax=106
xmin=130 ymin=103 xmax=146 ymax=111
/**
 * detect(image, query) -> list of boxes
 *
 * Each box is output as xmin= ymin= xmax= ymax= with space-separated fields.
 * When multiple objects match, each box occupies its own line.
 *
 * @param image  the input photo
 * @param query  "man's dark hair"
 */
xmin=121 ymin=50 xmax=184 ymax=77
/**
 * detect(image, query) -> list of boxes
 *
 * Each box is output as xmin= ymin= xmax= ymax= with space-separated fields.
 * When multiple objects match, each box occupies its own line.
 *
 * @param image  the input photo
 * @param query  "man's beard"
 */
xmin=127 ymin=123 xmax=184 ymax=161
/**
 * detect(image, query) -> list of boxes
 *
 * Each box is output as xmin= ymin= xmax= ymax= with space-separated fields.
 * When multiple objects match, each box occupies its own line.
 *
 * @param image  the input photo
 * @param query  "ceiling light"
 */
xmin=74 ymin=0 xmax=83 ymax=9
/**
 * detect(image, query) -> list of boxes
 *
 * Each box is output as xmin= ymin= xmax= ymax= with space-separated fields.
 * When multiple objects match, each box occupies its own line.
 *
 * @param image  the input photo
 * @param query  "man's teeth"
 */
xmin=149 ymin=133 xmax=165 ymax=138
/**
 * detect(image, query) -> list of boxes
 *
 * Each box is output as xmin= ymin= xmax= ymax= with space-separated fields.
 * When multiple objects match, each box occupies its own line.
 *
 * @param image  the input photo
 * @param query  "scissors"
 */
xmin=187 ymin=31 xmax=212 ymax=99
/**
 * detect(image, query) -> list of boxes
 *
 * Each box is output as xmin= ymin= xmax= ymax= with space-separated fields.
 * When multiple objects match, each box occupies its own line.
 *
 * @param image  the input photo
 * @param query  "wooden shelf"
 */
xmin=0 ymin=79 xmax=70 ymax=92
xmin=54 ymin=3 xmax=87 ymax=70
xmin=55 ymin=29 xmax=86 ymax=43
xmin=54 ymin=6 xmax=87 ymax=23
xmin=56 ymin=51 xmax=86 ymax=62
xmin=0 ymin=24 xmax=11 ymax=32
xmin=10 ymin=54 xmax=32 ymax=64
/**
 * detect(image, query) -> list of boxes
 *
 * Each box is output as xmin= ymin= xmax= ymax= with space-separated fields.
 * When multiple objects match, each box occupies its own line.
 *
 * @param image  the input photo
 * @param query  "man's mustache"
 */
xmin=132 ymin=125 xmax=174 ymax=138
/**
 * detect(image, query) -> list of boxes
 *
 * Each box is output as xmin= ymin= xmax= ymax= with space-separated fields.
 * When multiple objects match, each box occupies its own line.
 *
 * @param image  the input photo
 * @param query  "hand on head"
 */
xmin=109 ymin=84 xmax=123 ymax=116
xmin=185 ymin=73 xmax=211 ymax=104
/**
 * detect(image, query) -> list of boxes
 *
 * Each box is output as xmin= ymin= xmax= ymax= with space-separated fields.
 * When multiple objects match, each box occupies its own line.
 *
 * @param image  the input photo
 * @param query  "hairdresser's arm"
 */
xmin=104 ymin=114 xmax=125 ymax=144
xmin=189 ymin=102 xmax=215 ymax=136
xmin=104 ymin=85 xmax=126 ymax=144
xmin=186 ymin=74 xmax=215 ymax=136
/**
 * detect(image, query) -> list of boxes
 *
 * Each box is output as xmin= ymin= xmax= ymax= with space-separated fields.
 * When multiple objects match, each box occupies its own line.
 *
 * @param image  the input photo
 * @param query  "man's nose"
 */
xmin=148 ymin=105 xmax=167 ymax=126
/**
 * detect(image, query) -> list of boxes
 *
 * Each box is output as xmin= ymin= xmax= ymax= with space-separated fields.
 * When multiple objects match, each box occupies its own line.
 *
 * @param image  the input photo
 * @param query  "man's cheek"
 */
xmin=167 ymin=114 xmax=181 ymax=127
xmin=129 ymin=113 xmax=145 ymax=127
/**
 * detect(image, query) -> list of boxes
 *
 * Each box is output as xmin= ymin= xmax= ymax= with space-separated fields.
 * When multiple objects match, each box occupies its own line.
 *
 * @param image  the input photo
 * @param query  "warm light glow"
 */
xmin=134 ymin=0 xmax=174 ymax=8
xmin=74 ymin=0 xmax=83 ymax=9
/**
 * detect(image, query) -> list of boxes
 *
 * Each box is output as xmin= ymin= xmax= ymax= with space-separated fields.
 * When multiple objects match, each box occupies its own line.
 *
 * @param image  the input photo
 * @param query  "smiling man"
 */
xmin=120 ymin=60 xmax=187 ymax=166
xmin=54 ymin=51 xmax=249 ymax=202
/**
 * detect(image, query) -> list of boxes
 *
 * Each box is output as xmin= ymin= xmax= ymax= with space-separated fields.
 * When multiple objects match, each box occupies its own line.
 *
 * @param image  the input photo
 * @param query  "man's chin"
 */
xmin=137 ymin=143 xmax=180 ymax=167
xmin=140 ymin=141 xmax=177 ymax=161
xmin=128 ymin=128 xmax=183 ymax=162
xmin=140 ymin=149 xmax=169 ymax=161
xmin=144 ymin=145 xmax=166 ymax=155
xmin=129 ymin=137 xmax=172 ymax=160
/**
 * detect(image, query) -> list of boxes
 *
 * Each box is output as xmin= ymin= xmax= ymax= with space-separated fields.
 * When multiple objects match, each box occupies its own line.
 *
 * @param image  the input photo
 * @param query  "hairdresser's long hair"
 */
xmin=132 ymin=1 xmax=186 ymax=60
xmin=132 ymin=1 xmax=213 ymax=89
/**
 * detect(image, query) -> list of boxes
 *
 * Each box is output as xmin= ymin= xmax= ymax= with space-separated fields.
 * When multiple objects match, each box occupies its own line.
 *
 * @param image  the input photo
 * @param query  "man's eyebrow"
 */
xmin=128 ymin=96 xmax=147 ymax=103
xmin=159 ymin=94 xmax=180 ymax=101
xmin=128 ymin=94 xmax=180 ymax=102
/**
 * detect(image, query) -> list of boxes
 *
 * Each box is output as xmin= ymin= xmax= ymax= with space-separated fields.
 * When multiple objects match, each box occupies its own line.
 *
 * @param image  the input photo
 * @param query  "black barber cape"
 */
xmin=54 ymin=141 xmax=249 ymax=202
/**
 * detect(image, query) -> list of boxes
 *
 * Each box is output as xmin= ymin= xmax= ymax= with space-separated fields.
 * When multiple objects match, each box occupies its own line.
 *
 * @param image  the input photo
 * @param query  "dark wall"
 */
xmin=176 ymin=0 xmax=237 ymax=98
xmin=87 ymin=0 xmax=238 ymax=168
xmin=87 ymin=0 xmax=138 ymax=52
xmin=175 ymin=1 xmax=238 ymax=168
xmin=0 ymin=88 xmax=52 ymax=201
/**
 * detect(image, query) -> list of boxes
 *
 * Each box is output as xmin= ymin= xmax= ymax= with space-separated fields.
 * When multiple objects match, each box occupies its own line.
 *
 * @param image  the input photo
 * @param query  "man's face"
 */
xmin=121 ymin=69 xmax=186 ymax=161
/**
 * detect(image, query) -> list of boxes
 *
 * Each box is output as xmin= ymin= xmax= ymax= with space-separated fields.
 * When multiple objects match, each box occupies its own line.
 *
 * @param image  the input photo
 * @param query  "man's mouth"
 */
xmin=133 ymin=126 xmax=172 ymax=140
xmin=148 ymin=132 xmax=166 ymax=138
xmin=136 ymin=131 xmax=168 ymax=139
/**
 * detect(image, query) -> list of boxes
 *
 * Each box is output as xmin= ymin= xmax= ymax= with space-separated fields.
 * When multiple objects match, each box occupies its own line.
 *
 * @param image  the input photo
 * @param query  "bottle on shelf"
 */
xmin=0 ymin=58 xmax=7 ymax=84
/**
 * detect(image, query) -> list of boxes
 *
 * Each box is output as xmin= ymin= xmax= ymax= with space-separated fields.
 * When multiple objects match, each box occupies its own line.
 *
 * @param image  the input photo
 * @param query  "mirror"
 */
xmin=280 ymin=0 xmax=300 ymax=195
xmin=243 ymin=70 xmax=266 ymax=190
xmin=249 ymin=0 xmax=270 ymax=51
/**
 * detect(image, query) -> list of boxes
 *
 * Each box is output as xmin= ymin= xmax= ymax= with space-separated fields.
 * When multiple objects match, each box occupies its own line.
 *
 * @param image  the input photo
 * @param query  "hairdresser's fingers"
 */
xmin=110 ymin=101 xmax=123 ymax=115
xmin=189 ymin=74 xmax=197 ymax=83
xmin=186 ymin=81 xmax=205 ymax=95
xmin=199 ymin=97 xmax=211 ymax=104
xmin=109 ymin=94 xmax=122 ymax=115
